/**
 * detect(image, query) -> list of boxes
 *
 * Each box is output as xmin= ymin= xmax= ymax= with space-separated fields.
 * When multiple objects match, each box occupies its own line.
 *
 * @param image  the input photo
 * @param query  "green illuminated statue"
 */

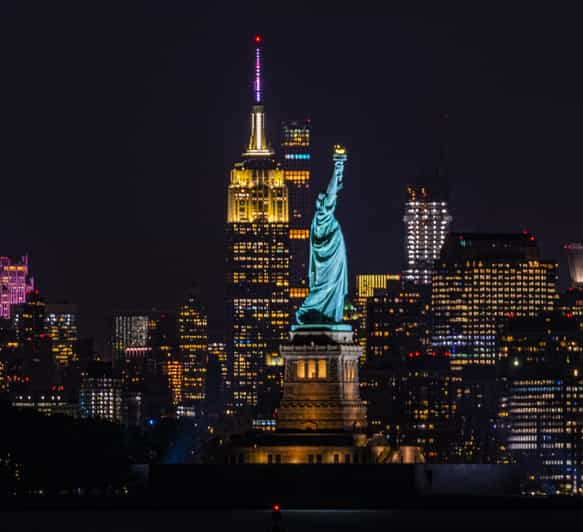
xmin=296 ymin=145 xmax=349 ymax=326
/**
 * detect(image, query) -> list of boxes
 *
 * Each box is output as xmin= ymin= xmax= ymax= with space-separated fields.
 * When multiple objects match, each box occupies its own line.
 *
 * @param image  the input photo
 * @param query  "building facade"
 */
xmin=111 ymin=312 xmax=150 ymax=368
xmin=366 ymin=282 xmax=430 ymax=362
xmin=177 ymin=293 xmax=208 ymax=418
xmin=44 ymin=304 xmax=79 ymax=367
xmin=0 ymin=255 xmax=34 ymax=320
xmin=12 ymin=388 xmax=78 ymax=418
xmin=353 ymin=274 xmax=400 ymax=362
xmin=360 ymin=282 xmax=455 ymax=462
xmin=79 ymin=362 xmax=122 ymax=422
xmin=403 ymin=177 xmax=452 ymax=286
xmin=11 ymin=289 xmax=46 ymax=353
xmin=497 ymin=313 xmax=583 ymax=494
xmin=281 ymin=119 xmax=311 ymax=310
xmin=432 ymin=233 xmax=559 ymax=369
xmin=226 ymin=36 xmax=290 ymax=417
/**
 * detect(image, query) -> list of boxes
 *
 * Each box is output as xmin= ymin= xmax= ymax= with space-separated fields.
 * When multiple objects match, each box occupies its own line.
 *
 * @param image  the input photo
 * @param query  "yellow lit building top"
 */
xmin=227 ymin=166 xmax=288 ymax=224
xmin=357 ymin=274 xmax=401 ymax=298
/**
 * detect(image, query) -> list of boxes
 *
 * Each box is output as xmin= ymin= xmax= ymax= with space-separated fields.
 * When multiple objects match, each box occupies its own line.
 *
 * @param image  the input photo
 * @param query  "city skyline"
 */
xmin=5 ymin=7 xmax=583 ymax=506
xmin=2 ymin=8 xmax=583 ymax=350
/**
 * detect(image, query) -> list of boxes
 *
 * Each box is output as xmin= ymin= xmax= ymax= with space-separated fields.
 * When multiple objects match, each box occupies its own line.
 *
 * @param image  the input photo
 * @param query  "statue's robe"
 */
xmin=296 ymin=192 xmax=348 ymax=324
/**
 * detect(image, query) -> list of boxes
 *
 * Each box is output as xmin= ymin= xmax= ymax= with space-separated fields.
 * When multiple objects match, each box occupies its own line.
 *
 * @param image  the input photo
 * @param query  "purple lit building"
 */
xmin=0 ymin=255 xmax=34 ymax=320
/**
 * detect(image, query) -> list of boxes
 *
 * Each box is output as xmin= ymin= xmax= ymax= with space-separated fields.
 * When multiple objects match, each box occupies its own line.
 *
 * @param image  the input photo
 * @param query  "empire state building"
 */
xmin=226 ymin=36 xmax=290 ymax=418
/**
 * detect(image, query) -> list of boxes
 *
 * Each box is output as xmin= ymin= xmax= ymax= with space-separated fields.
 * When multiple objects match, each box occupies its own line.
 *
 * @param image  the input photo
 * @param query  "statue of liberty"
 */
xmin=296 ymin=145 xmax=348 ymax=325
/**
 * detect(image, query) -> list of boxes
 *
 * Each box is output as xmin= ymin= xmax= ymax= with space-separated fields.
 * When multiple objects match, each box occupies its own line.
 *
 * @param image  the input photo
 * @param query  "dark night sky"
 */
xmin=2 ymin=4 xmax=583 ymax=350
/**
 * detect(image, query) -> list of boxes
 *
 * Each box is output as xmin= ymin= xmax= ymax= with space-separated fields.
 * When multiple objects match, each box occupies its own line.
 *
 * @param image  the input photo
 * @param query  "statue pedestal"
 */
xmin=218 ymin=325 xmax=385 ymax=465
xmin=277 ymin=325 xmax=367 ymax=433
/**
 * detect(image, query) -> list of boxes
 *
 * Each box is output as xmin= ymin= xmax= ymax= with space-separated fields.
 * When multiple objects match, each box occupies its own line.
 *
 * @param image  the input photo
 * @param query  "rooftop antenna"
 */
xmin=254 ymin=34 xmax=263 ymax=104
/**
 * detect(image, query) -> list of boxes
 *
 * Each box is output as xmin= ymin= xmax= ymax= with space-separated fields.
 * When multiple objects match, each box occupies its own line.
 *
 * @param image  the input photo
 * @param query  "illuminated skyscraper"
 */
xmin=498 ymin=313 xmax=583 ymax=494
xmin=566 ymin=243 xmax=583 ymax=288
xmin=79 ymin=362 xmax=122 ymax=422
xmin=44 ymin=304 xmax=79 ymax=367
xmin=366 ymin=283 xmax=430 ymax=362
xmin=177 ymin=292 xmax=208 ymax=418
xmin=403 ymin=177 xmax=452 ymax=285
xmin=432 ymin=233 xmax=559 ymax=368
xmin=11 ymin=289 xmax=45 ymax=352
xmin=226 ymin=36 xmax=290 ymax=416
xmin=0 ymin=255 xmax=34 ymax=320
xmin=111 ymin=312 xmax=150 ymax=368
xmin=281 ymin=119 xmax=311 ymax=309
xmin=354 ymin=274 xmax=400 ymax=361
xmin=208 ymin=339 xmax=228 ymax=391
xmin=147 ymin=310 xmax=177 ymax=354
xmin=207 ymin=338 xmax=227 ymax=419
xmin=163 ymin=357 xmax=183 ymax=408
xmin=360 ymin=281 xmax=454 ymax=461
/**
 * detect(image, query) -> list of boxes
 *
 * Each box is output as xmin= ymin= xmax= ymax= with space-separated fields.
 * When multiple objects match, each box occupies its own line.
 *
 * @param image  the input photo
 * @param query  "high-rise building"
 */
xmin=177 ymin=293 xmax=208 ymax=418
xmin=147 ymin=310 xmax=177 ymax=361
xmin=565 ymin=243 xmax=583 ymax=288
xmin=0 ymin=255 xmax=34 ymax=320
xmin=11 ymin=289 xmax=46 ymax=352
xmin=403 ymin=176 xmax=452 ymax=285
xmin=366 ymin=283 xmax=430 ymax=362
xmin=281 ymin=119 xmax=311 ymax=309
xmin=79 ymin=362 xmax=122 ymax=422
xmin=111 ymin=312 xmax=150 ymax=368
xmin=354 ymin=274 xmax=401 ymax=361
xmin=118 ymin=309 xmax=177 ymax=425
xmin=497 ymin=313 xmax=583 ymax=494
xmin=361 ymin=355 xmax=459 ymax=462
xmin=162 ymin=357 xmax=183 ymax=408
xmin=208 ymin=339 xmax=228 ymax=392
xmin=207 ymin=338 xmax=227 ymax=421
xmin=432 ymin=233 xmax=559 ymax=369
xmin=226 ymin=35 xmax=290 ymax=416
xmin=0 ymin=322 xmax=22 ymax=395
xmin=44 ymin=304 xmax=79 ymax=367
xmin=360 ymin=281 xmax=455 ymax=461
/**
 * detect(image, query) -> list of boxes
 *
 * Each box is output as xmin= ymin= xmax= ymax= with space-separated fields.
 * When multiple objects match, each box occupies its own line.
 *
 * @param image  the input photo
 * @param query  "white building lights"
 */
xmin=403 ymin=183 xmax=452 ymax=286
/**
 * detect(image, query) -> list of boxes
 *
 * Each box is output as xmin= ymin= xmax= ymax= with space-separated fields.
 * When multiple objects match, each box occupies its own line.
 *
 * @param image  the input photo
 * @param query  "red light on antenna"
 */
xmin=273 ymin=504 xmax=280 ymax=511
xmin=255 ymin=35 xmax=262 ymax=44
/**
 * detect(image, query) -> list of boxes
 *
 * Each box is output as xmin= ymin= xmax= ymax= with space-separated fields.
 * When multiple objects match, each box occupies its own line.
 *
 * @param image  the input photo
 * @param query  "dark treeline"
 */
xmin=0 ymin=402 xmax=187 ymax=495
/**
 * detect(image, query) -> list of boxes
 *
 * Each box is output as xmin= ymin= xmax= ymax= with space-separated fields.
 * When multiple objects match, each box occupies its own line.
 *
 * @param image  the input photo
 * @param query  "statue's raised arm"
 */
xmin=296 ymin=145 xmax=349 ymax=326
xmin=321 ymin=145 xmax=347 ymax=208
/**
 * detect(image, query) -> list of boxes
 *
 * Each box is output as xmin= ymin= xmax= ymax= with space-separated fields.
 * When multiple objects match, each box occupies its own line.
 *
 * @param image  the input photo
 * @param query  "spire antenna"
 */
xmin=254 ymin=34 xmax=263 ymax=104
xmin=243 ymin=34 xmax=273 ymax=157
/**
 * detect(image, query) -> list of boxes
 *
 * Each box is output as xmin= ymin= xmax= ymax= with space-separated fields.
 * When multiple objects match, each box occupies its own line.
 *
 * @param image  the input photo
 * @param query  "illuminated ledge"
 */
xmin=291 ymin=323 xmax=352 ymax=332
xmin=242 ymin=149 xmax=274 ymax=157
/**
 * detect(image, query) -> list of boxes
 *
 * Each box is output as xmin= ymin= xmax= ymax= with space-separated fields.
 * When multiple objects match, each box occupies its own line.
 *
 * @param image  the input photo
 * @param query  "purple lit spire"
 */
xmin=254 ymin=35 xmax=262 ymax=103
xmin=243 ymin=34 xmax=273 ymax=156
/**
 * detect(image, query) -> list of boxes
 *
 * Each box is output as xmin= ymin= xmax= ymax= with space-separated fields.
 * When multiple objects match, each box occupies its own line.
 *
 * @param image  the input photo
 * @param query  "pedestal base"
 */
xmin=278 ymin=327 xmax=366 ymax=432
